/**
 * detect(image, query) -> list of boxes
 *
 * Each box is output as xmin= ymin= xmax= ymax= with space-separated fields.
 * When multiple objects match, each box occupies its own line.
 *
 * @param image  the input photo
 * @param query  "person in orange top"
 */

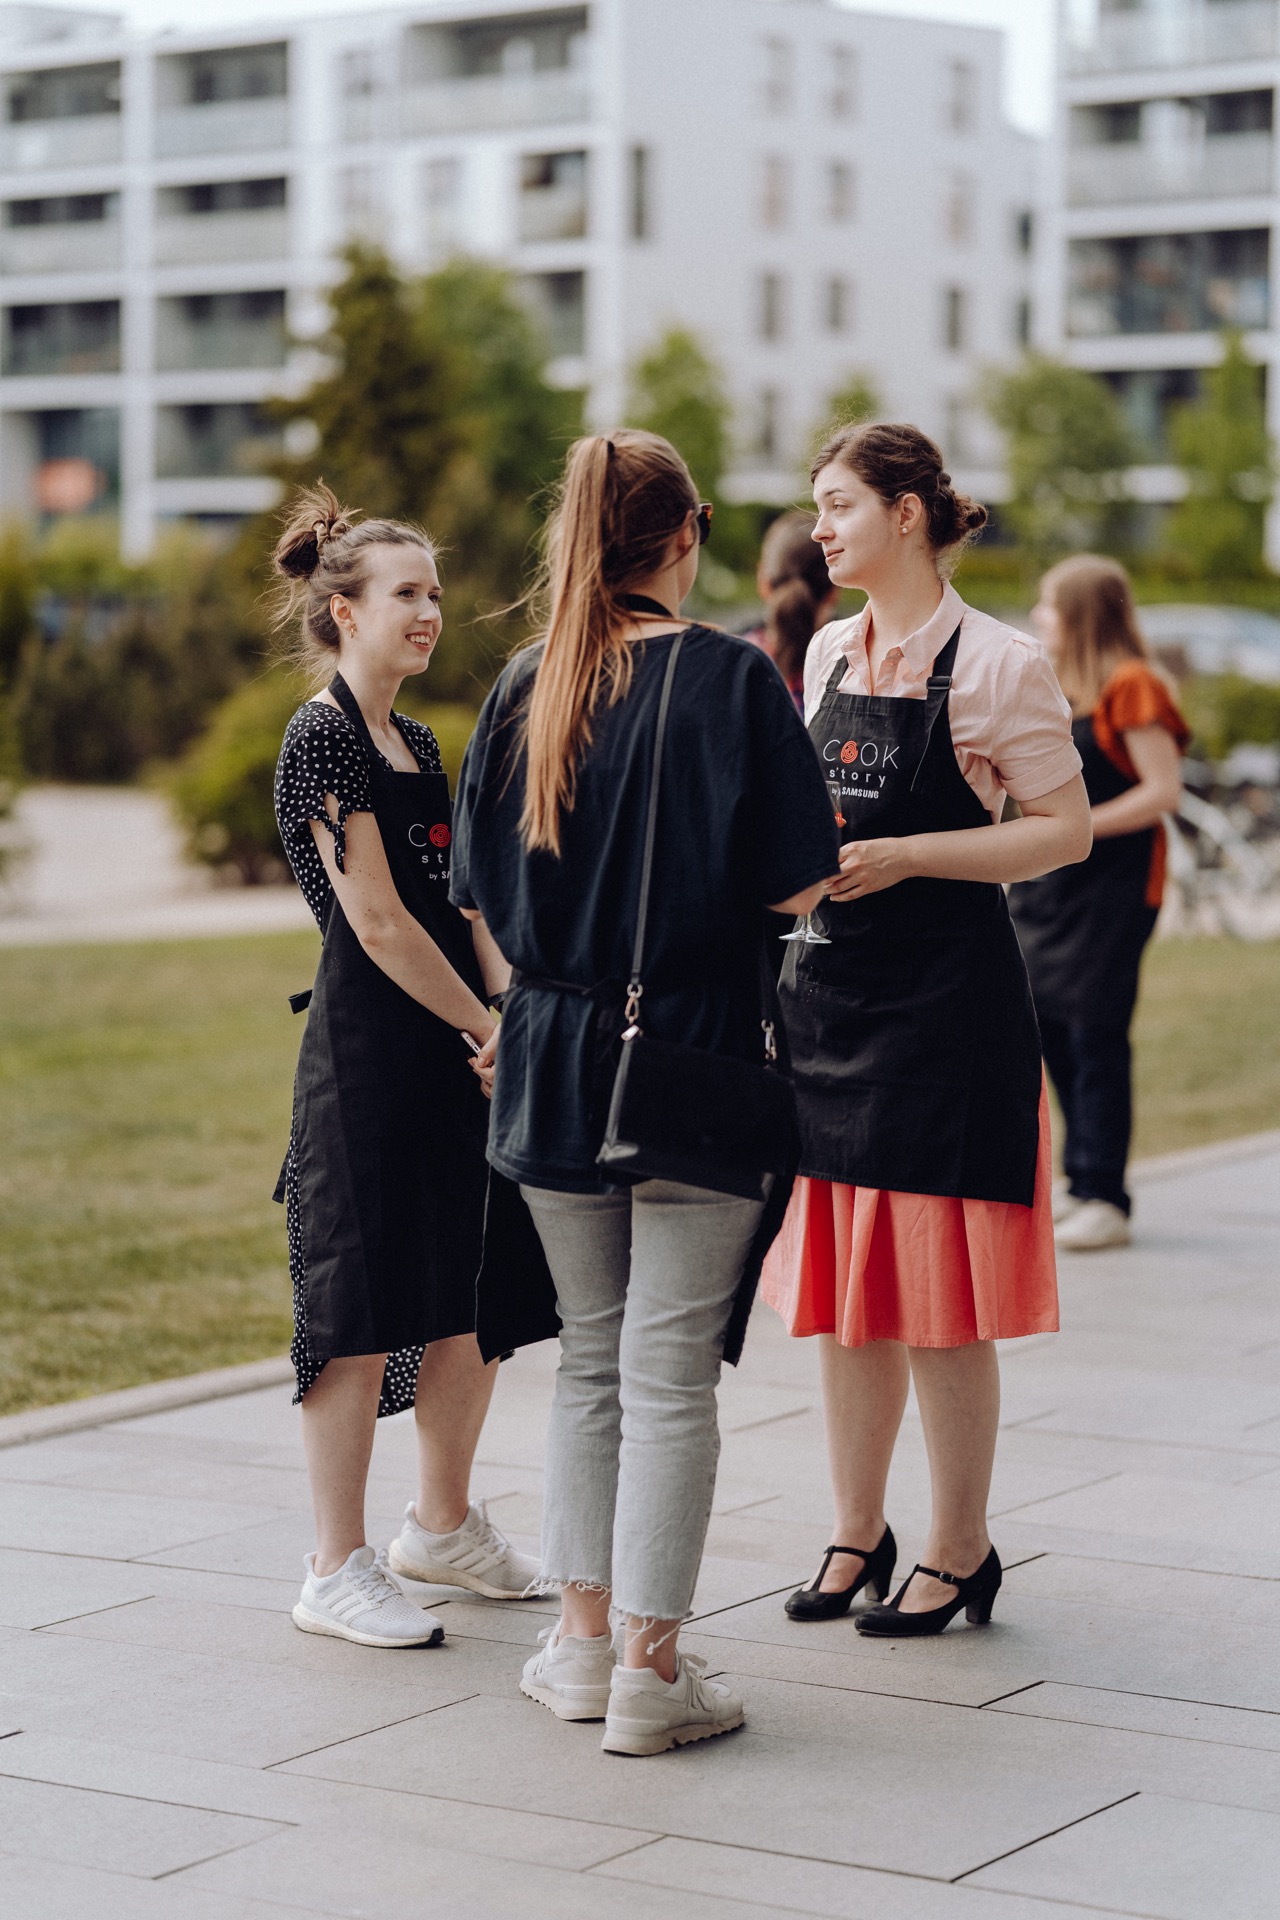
xmin=1009 ymin=555 xmax=1190 ymax=1253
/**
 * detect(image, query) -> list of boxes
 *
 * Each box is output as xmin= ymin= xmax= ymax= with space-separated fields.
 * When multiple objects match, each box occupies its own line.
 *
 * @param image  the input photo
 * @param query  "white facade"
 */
xmin=1048 ymin=0 xmax=1280 ymax=553
xmin=0 ymin=0 xmax=1038 ymax=557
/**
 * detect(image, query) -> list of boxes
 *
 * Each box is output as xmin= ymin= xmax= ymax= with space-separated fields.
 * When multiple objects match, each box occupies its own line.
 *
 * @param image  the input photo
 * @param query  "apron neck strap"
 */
xmin=619 ymin=593 xmax=677 ymax=620
xmin=328 ymin=672 xmax=379 ymax=759
xmin=926 ymin=622 xmax=963 ymax=691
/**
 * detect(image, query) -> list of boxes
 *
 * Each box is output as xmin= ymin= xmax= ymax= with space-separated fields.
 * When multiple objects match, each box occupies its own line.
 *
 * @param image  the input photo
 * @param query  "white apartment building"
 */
xmin=0 ymin=0 xmax=1038 ymax=557
xmin=1049 ymin=0 xmax=1280 ymax=551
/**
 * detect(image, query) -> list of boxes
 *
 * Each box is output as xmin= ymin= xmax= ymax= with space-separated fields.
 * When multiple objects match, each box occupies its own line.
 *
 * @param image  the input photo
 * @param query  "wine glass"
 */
xmin=781 ymin=779 xmax=844 ymax=945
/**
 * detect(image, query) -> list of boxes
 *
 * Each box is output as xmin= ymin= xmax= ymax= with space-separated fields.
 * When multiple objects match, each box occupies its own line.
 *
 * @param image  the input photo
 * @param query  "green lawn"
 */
xmin=0 ymin=932 xmax=1276 ymax=1418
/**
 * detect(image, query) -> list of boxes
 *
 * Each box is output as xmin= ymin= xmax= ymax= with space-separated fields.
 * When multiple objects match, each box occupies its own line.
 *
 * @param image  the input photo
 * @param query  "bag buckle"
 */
xmin=623 ymin=980 xmax=644 ymax=1039
xmin=762 ymin=1018 xmax=778 ymax=1064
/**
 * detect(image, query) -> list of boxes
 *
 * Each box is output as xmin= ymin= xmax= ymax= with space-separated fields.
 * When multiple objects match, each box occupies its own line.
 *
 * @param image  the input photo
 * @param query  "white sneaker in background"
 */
xmin=519 ymin=1621 xmax=615 ymax=1720
xmin=292 ymin=1545 xmax=444 ymax=1648
xmin=1055 ymin=1198 xmax=1132 ymax=1252
xmin=1052 ymin=1181 xmax=1083 ymax=1226
xmin=602 ymin=1652 xmax=744 ymax=1756
xmin=388 ymin=1499 xmax=540 ymax=1600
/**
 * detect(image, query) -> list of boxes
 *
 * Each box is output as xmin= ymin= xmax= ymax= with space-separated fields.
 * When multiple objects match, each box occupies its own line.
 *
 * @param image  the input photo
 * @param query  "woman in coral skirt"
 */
xmin=763 ymin=423 xmax=1092 ymax=1635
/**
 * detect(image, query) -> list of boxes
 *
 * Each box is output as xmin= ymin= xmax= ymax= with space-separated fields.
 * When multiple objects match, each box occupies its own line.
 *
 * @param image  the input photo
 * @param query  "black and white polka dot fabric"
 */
xmin=275 ymin=698 xmax=443 ymax=1416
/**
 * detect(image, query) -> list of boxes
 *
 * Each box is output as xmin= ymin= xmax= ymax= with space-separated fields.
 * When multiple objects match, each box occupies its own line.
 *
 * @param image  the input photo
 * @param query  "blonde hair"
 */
xmin=271 ymin=480 xmax=437 ymax=681
xmin=1040 ymin=553 xmax=1148 ymax=716
xmin=521 ymin=430 xmax=699 ymax=855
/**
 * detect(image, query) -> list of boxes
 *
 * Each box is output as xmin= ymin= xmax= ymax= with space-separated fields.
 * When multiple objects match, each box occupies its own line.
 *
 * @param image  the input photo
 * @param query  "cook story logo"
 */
xmin=822 ymin=733 xmax=900 ymax=799
xmin=408 ymin=819 xmax=451 ymax=875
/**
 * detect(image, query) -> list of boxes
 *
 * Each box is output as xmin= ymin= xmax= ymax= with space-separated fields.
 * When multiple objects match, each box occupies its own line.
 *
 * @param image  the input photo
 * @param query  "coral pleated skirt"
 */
xmin=762 ymin=1079 xmax=1059 ymax=1348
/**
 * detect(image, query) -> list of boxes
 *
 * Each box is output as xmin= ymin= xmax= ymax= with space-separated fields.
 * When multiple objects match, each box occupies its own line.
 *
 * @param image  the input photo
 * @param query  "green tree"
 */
xmin=626 ymin=327 xmax=731 ymax=497
xmin=983 ymin=353 xmax=1135 ymax=560
xmin=1167 ymin=331 xmax=1275 ymax=580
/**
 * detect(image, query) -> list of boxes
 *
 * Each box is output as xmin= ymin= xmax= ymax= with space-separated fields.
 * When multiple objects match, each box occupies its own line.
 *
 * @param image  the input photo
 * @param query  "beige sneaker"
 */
xmin=520 ymin=1622 xmax=615 ymax=1721
xmin=1052 ymin=1181 xmax=1083 ymax=1226
xmin=602 ymin=1652 xmax=744 ymax=1756
xmin=1055 ymin=1199 xmax=1131 ymax=1251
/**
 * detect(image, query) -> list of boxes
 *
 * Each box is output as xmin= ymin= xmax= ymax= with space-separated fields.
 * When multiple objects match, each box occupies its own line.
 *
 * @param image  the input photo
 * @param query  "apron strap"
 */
xmin=925 ymin=621 xmax=963 ymax=691
xmin=911 ymin=622 xmax=964 ymax=792
xmin=327 ymin=672 xmax=381 ymax=769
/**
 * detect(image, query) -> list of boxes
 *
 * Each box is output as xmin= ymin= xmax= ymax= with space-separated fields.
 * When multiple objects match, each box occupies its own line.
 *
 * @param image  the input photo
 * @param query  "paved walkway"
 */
xmin=2 ymin=1140 xmax=1279 ymax=1919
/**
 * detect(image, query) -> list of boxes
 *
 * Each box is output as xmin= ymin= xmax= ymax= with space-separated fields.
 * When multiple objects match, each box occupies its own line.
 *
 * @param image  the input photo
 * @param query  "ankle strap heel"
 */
xmin=855 ymin=1545 xmax=1002 ymax=1638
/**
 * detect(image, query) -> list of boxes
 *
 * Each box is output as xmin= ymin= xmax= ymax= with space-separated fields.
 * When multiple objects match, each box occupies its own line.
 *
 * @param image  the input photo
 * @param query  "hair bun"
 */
xmin=271 ymin=482 xmax=354 ymax=582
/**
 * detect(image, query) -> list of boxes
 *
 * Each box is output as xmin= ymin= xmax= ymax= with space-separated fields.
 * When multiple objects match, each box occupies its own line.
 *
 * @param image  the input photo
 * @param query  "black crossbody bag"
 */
xmin=595 ymin=635 xmax=799 ymax=1201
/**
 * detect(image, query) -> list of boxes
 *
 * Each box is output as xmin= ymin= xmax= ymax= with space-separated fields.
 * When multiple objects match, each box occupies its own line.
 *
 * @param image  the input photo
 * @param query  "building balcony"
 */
xmin=1068 ymin=130 xmax=1274 ymax=205
xmin=0 ymin=114 xmax=121 ymax=170
xmin=1067 ymin=1 xmax=1279 ymax=76
xmin=152 ymin=207 xmax=290 ymax=266
xmin=154 ymin=98 xmax=290 ymax=160
xmin=0 ymin=222 xmax=121 ymax=276
xmin=398 ymin=71 xmax=591 ymax=138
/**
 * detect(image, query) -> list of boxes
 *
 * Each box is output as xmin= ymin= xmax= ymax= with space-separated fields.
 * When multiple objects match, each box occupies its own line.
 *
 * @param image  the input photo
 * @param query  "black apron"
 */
xmin=281 ymin=674 xmax=555 ymax=1374
xmin=1009 ymin=715 xmax=1158 ymax=1028
xmin=780 ymin=626 xmax=1042 ymax=1208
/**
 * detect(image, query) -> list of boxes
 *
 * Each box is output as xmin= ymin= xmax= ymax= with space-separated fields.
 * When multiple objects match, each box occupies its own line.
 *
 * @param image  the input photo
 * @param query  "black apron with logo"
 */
xmin=1009 ymin=715 xmax=1158 ymax=1028
xmin=780 ymin=627 xmax=1042 ymax=1208
xmin=282 ymin=674 xmax=554 ymax=1377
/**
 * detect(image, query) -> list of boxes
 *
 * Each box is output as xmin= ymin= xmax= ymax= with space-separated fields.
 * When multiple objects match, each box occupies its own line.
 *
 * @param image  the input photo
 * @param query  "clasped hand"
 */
xmin=824 ymin=836 xmax=914 ymax=903
xmin=469 ymin=1023 xmax=500 ymax=1099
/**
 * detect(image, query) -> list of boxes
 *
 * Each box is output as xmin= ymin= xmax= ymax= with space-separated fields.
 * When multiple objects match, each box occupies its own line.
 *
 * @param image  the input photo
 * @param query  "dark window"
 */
xmin=518 ymin=149 xmax=587 ymax=241
xmin=1069 ymin=228 xmax=1270 ymax=335
xmin=825 ymin=276 xmax=853 ymax=334
xmin=3 ymin=301 xmax=120 ymax=376
xmin=177 ymin=44 xmax=288 ymax=106
xmin=516 ymin=268 xmax=585 ymax=357
xmin=1016 ymin=296 xmax=1032 ymax=347
xmin=5 ymin=193 xmax=117 ymax=228
xmin=449 ymin=10 xmax=588 ymax=78
xmin=756 ymin=388 xmax=781 ymax=463
xmin=1100 ymin=367 xmax=1205 ymax=457
xmin=1092 ymin=101 xmax=1142 ymax=144
xmin=629 ymin=145 xmax=651 ymax=241
xmin=943 ymin=285 xmax=967 ymax=351
xmin=155 ymin=401 xmax=282 ymax=478
xmin=6 ymin=63 xmax=121 ymax=123
xmin=32 ymin=407 xmax=120 ymax=514
xmin=1015 ymin=209 xmax=1034 ymax=256
xmin=759 ymin=271 xmax=786 ymax=342
xmin=155 ymin=291 xmax=287 ymax=371
xmin=1205 ymin=89 xmax=1273 ymax=136
xmin=171 ymin=177 xmax=287 ymax=216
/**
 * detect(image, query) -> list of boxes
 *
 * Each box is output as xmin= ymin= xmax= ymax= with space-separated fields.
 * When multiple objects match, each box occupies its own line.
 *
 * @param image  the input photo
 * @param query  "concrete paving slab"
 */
xmin=990 ymin=1681 xmax=1280 ymax=1753
xmin=0 ymin=1774 xmax=288 ymax=1879
xmin=0 ymin=1547 xmax=160 ymax=1630
xmin=1000 ymin=1552 xmax=1280 ymax=1626
xmin=969 ymin=1791 xmax=1280 ymax=1918
xmin=0 ymin=1854 xmax=332 ymax=1919
xmin=0 ymin=1480 xmax=284 ymax=1561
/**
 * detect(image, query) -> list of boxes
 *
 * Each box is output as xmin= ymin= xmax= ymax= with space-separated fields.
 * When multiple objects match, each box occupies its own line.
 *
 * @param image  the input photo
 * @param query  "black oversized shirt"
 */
xmin=451 ymin=625 xmax=839 ymax=1191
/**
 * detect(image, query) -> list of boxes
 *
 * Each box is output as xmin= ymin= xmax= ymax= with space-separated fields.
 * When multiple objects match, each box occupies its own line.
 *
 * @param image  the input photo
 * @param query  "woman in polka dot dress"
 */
xmin=272 ymin=485 xmax=547 ymax=1649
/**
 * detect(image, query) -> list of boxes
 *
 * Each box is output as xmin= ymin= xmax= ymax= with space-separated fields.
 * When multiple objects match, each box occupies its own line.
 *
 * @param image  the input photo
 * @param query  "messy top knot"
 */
xmin=811 ymin=421 xmax=988 ymax=576
xmin=271 ymin=481 xmax=437 ymax=677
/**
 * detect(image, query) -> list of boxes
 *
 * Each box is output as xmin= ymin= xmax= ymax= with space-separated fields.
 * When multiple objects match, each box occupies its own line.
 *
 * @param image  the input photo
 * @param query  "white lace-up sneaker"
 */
xmin=1055 ymin=1198 xmax=1132 ymax=1251
xmin=292 ymin=1545 xmax=445 ymax=1648
xmin=519 ymin=1621 xmax=615 ymax=1720
xmin=602 ymin=1652 xmax=745 ymax=1756
xmin=387 ymin=1499 xmax=540 ymax=1600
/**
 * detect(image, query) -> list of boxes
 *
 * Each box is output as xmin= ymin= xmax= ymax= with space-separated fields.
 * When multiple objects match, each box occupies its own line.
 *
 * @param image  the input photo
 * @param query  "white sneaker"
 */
xmin=292 ymin=1545 xmax=445 ymax=1648
xmin=1052 ymin=1181 xmax=1083 ymax=1226
xmin=1055 ymin=1198 xmax=1132 ymax=1252
xmin=387 ymin=1500 xmax=541 ymax=1600
xmin=520 ymin=1621 xmax=615 ymax=1721
xmin=602 ymin=1652 xmax=745 ymax=1756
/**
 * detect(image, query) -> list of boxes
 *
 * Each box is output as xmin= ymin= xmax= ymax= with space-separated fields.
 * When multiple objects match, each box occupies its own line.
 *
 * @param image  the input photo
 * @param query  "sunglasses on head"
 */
xmin=694 ymin=502 xmax=714 ymax=546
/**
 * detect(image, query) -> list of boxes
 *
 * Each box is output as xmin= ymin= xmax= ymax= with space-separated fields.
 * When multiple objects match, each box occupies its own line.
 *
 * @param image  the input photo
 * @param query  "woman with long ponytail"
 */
xmin=451 ymin=430 xmax=838 ymax=1756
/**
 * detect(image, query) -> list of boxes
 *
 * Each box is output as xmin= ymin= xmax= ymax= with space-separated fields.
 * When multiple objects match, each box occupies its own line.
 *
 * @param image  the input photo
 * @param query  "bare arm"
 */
xmin=1090 ymin=726 xmax=1182 ymax=840
xmin=827 ymin=775 xmax=1092 ymax=902
xmin=469 ymin=914 xmax=512 ymax=998
xmin=312 ymin=805 xmax=496 ymax=1043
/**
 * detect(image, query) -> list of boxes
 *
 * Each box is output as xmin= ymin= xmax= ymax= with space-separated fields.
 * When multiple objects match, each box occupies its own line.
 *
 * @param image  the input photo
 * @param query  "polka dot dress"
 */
xmin=275 ymin=698 xmax=444 ymax=1418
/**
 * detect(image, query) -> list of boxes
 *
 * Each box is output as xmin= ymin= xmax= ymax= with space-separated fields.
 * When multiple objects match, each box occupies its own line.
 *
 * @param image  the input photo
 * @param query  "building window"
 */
xmin=945 ymin=58 xmax=977 ymax=134
xmin=519 ymin=150 xmax=587 ymax=243
xmin=824 ymin=275 xmax=854 ymax=334
xmin=1015 ymin=296 xmax=1032 ymax=347
xmin=162 ymin=176 xmax=286 ymax=217
xmin=340 ymin=165 xmax=382 ymax=230
xmin=1068 ymin=228 xmax=1270 ymax=336
xmin=1015 ymin=209 xmax=1034 ymax=256
xmin=761 ymin=154 xmax=790 ymax=230
xmin=155 ymin=401 xmax=282 ymax=479
xmin=762 ymin=37 xmax=793 ymax=115
xmin=943 ymin=397 xmax=973 ymax=463
xmin=826 ymin=160 xmax=856 ymax=223
xmin=629 ymin=145 xmax=652 ymax=241
xmin=442 ymin=9 xmax=588 ymax=79
xmin=422 ymin=157 xmax=461 ymax=246
xmin=517 ymin=268 xmax=586 ymax=358
xmin=341 ymin=47 xmax=377 ymax=97
xmin=29 ymin=406 xmax=120 ymax=515
xmin=755 ymin=388 xmax=782 ymax=464
xmin=759 ymin=272 xmax=786 ymax=343
xmin=1206 ymin=88 xmax=1274 ymax=136
xmin=2 ymin=299 xmax=120 ymax=376
xmin=945 ymin=172 xmax=975 ymax=247
xmin=5 ymin=192 xmax=117 ymax=228
xmin=943 ymin=285 xmax=967 ymax=352
xmin=1100 ymin=367 xmax=1203 ymax=458
xmin=828 ymin=45 xmax=858 ymax=120
xmin=155 ymin=290 xmax=287 ymax=372
xmin=174 ymin=43 xmax=288 ymax=107
xmin=6 ymin=62 xmax=121 ymax=124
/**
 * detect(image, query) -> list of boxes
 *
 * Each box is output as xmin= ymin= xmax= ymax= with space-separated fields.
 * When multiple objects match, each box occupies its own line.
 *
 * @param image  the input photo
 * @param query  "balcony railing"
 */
xmin=156 ymin=320 xmax=286 ymax=373
xmin=0 ymin=222 xmax=122 ymax=275
xmin=154 ymin=97 xmax=289 ymax=159
xmin=0 ymin=114 xmax=121 ymax=170
xmin=1067 ymin=1 xmax=1280 ymax=75
xmin=152 ymin=207 xmax=290 ymax=266
xmin=518 ymin=184 xmax=587 ymax=243
xmin=399 ymin=71 xmax=590 ymax=138
xmin=1068 ymin=131 xmax=1275 ymax=204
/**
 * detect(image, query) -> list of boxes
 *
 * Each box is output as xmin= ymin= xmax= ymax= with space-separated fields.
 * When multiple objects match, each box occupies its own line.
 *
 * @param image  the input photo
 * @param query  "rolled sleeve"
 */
xmin=989 ymin=639 xmax=1083 ymax=804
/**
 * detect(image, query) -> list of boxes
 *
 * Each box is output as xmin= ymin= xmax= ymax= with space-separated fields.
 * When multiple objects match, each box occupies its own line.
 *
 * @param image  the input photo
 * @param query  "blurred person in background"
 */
xmin=763 ymin=423 xmax=1091 ymax=1637
xmin=741 ymin=510 xmax=842 ymax=712
xmin=451 ymin=431 xmax=836 ymax=1755
xmin=271 ymin=484 xmax=542 ymax=1651
xmin=1009 ymin=556 xmax=1190 ymax=1253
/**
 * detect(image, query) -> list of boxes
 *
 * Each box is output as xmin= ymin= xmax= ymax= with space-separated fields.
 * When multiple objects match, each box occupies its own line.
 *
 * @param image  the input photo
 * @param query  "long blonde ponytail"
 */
xmin=521 ymin=430 xmax=699 ymax=855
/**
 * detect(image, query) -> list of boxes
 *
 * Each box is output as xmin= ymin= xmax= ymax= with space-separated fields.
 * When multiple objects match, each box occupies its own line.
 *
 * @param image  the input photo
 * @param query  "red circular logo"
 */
xmin=840 ymin=741 xmax=859 ymax=764
xmin=429 ymin=823 xmax=451 ymax=848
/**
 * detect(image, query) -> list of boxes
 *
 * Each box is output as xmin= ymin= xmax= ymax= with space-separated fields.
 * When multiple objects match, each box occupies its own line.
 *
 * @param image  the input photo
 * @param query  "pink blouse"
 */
xmin=802 ymin=582 xmax=1081 ymax=821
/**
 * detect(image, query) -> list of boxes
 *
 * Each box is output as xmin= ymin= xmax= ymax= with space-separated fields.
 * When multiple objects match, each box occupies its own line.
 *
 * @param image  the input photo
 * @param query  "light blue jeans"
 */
xmin=521 ymin=1179 xmax=766 ymax=1621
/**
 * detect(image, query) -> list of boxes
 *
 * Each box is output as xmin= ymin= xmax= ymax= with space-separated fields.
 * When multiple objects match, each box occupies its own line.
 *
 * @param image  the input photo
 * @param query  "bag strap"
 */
xmin=623 ymin=635 xmax=685 ymax=1031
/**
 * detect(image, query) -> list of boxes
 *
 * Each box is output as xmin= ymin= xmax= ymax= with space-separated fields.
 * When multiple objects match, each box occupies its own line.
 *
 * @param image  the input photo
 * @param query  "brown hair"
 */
xmin=1039 ymin=553 xmax=1149 ymax=716
xmin=271 ymin=480 xmax=437 ymax=679
xmin=521 ymin=429 xmax=699 ymax=855
xmin=759 ymin=510 xmax=834 ymax=686
xmin=811 ymin=421 xmax=988 ymax=575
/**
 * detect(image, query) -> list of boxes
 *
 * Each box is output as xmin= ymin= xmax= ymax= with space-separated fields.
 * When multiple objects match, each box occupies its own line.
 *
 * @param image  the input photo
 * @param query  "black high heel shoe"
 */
xmin=784 ymin=1526 xmax=897 ymax=1621
xmin=855 ymin=1545 xmax=1001 ymax=1637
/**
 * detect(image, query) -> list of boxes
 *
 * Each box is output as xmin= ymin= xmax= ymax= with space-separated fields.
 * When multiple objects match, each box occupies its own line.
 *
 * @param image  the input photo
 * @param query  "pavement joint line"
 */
xmin=0 ymin=1767 xmax=295 ymax=1830
xmin=32 ymin=1595 xmax=156 ymax=1633
xmin=996 ymin=1552 xmax=1049 ymax=1572
xmin=997 ymin=1422 xmax=1280 ymax=1460
xmin=989 ymin=1470 xmax=1129 ymax=1518
xmin=582 ymin=1834 xmax=672 ymax=1872
xmin=978 ymin=1681 xmax=1048 ymax=1709
xmin=265 ymin=1699 xmax=481 ymax=1772
xmin=949 ymin=1790 xmax=1142 ymax=1885
xmin=724 ymin=1407 xmax=814 ymax=1435
xmin=685 ymin=1582 xmax=805 ymax=1624
xmin=1025 ymin=1680 xmax=1280 ymax=1721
